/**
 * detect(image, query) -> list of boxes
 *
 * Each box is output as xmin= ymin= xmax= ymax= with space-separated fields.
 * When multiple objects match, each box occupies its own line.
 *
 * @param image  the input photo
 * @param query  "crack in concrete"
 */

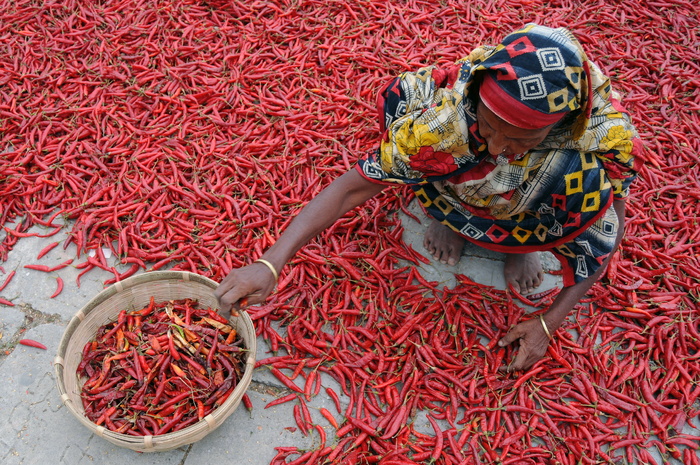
xmin=0 ymin=302 xmax=63 ymax=362
xmin=178 ymin=444 xmax=193 ymax=465
xmin=247 ymin=379 xmax=293 ymax=397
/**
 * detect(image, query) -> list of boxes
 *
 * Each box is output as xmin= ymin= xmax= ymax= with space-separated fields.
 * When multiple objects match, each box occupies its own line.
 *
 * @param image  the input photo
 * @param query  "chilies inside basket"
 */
xmin=76 ymin=297 xmax=247 ymax=436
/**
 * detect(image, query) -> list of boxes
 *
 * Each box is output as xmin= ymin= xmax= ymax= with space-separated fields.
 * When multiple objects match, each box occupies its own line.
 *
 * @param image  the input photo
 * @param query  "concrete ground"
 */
xmin=0 ymin=200 xmax=690 ymax=464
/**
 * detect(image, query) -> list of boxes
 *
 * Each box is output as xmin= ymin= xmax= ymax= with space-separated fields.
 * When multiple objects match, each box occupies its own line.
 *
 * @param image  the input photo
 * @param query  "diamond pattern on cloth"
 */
xmin=575 ymin=256 xmax=589 ymax=279
xmin=548 ymin=86 xmax=574 ymax=112
xmin=553 ymin=204 xmax=620 ymax=286
xmin=518 ymin=74 xmax=547 ymax=100
xmin=536 ymin=48 xmax=566 ymax=71
xmin=506 ymin=36 xmax=537 ymax=58
xmin=582 ymin=192 xmax=601 ymax=212
xmin=460 ymin=223 xmax=484 ymax=239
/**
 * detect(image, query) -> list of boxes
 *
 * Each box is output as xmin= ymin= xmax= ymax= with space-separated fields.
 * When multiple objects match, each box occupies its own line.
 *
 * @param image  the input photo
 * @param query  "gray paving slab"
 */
xmin=0 ymin=306 xmax=24 ymax=342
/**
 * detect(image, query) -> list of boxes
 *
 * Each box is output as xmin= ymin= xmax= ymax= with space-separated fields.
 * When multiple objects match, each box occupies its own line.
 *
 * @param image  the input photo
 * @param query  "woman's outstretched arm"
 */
xmin=214 ymin=169 xmax=387 ymax=316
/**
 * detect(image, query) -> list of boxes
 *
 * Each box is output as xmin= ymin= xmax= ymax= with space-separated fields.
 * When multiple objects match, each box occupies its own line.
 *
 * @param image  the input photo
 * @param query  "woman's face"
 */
xmin=476 ymin=100 xmax=554 ymax=158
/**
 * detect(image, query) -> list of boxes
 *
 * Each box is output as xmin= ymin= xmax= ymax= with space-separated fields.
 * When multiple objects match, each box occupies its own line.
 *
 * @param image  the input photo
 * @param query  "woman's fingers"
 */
xmin=498 ymin=318 xmax=550 ymax=372
xmin=508 ymin=345 xmax=537 ymax=372
xmin=214 ymin=264 xmax=276 ymax=318
xmin=214 ymin=285 xmax=247 ymax=319
xmin=498 ymin=324 xmax=523 ymax=348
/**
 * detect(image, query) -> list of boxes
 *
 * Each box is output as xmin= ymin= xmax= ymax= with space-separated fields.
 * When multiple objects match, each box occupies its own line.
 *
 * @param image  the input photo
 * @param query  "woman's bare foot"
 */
xmin=504 ymin=253 xmax=544 ymax=294
xmin=423 ymin=220 xmax=465 ymax=266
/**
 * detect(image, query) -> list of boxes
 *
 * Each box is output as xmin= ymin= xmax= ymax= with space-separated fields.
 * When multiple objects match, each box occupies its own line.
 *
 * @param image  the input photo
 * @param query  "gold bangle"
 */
xmin=254 ymin=259 xmax=279 ymax=282
xmin=539 ymin=314 xmax=552 ymax=340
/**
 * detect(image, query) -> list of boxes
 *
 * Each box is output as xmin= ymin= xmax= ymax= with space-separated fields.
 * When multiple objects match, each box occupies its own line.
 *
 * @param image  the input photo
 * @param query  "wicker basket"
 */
xmin=54 ymin=271 xmax=256 ymax=452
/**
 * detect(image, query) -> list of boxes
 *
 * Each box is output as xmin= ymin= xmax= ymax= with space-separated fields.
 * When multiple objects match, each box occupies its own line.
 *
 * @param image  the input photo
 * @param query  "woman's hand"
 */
xmin=497 ymin=317 xmax=551 ymax=372
xmin=214 ymin=261 xmax=278 ymax=319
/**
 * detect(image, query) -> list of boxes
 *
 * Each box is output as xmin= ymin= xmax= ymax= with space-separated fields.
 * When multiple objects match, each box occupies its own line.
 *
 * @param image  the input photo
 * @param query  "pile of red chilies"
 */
xmin=1 ymin=0 xmax=698 ymax=463
xmin=78 ymin=297 xmax=247 ymax=436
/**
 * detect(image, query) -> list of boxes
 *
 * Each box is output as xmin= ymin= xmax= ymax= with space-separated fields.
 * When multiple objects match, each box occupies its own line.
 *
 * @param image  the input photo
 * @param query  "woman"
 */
xmin=215 ymin=24 xmax=643 ymax=371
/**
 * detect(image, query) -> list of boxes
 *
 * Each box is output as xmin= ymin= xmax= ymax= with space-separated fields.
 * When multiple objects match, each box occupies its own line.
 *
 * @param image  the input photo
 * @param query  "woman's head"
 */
xmin=476 ymin=97 xmax=554 ymax=157
xmin=474 ymin=24 xmax=590 ymax=155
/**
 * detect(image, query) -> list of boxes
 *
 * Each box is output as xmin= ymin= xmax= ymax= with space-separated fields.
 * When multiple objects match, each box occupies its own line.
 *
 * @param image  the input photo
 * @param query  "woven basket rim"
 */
xmin=54 ymin=270 xmax=256 ymax=452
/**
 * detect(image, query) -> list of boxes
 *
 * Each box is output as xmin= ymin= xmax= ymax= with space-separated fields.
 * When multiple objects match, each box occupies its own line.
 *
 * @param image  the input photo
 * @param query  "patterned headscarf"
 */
xmin=472 ymin=24 xmax=593 ymax=136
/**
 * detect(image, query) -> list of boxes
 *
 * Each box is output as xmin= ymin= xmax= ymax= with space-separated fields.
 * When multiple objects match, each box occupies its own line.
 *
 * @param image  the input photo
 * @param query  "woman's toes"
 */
xmin=424 ymin=220 xmax=465 ymax=266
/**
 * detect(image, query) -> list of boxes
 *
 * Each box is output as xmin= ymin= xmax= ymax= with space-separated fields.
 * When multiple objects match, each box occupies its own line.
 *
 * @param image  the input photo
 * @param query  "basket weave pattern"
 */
xmin=54 ymin=271 xmax=256 ymax=452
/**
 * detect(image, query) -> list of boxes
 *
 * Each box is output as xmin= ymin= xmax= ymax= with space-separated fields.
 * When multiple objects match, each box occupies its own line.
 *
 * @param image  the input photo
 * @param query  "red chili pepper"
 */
xmin=36 ymin=241 xmax=59 ymax=260
xmin=0 ymin=270 xmax=16 ymax=292
xmin=24 ymin=264 xmax=51 ymax=272
xmin=292 ymin=404 xmax=309 ymax=437
xmin=318 ymin=407 xmax=338 ymax=429
xmin=1 ymin=1 xmax=697 ymax=459
xmin=241 ymin=393 xmax=253 ymax=412
xmin=269 ymin=367 xmax=303 ymax=394
xmin=19 ymin=339 xmax=47 ymax=350
xmin=264 ymin=393 xmax=298 ymax=409
xmin=50 ymin=277 xmax=64 ymax=299
xmin=167 ymin=331 xmax=181 ymax=361
xmin=206 ymin=309 xmax=230 ymax=325
xmin=325 ymin=387 xmax=342 ymax=413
